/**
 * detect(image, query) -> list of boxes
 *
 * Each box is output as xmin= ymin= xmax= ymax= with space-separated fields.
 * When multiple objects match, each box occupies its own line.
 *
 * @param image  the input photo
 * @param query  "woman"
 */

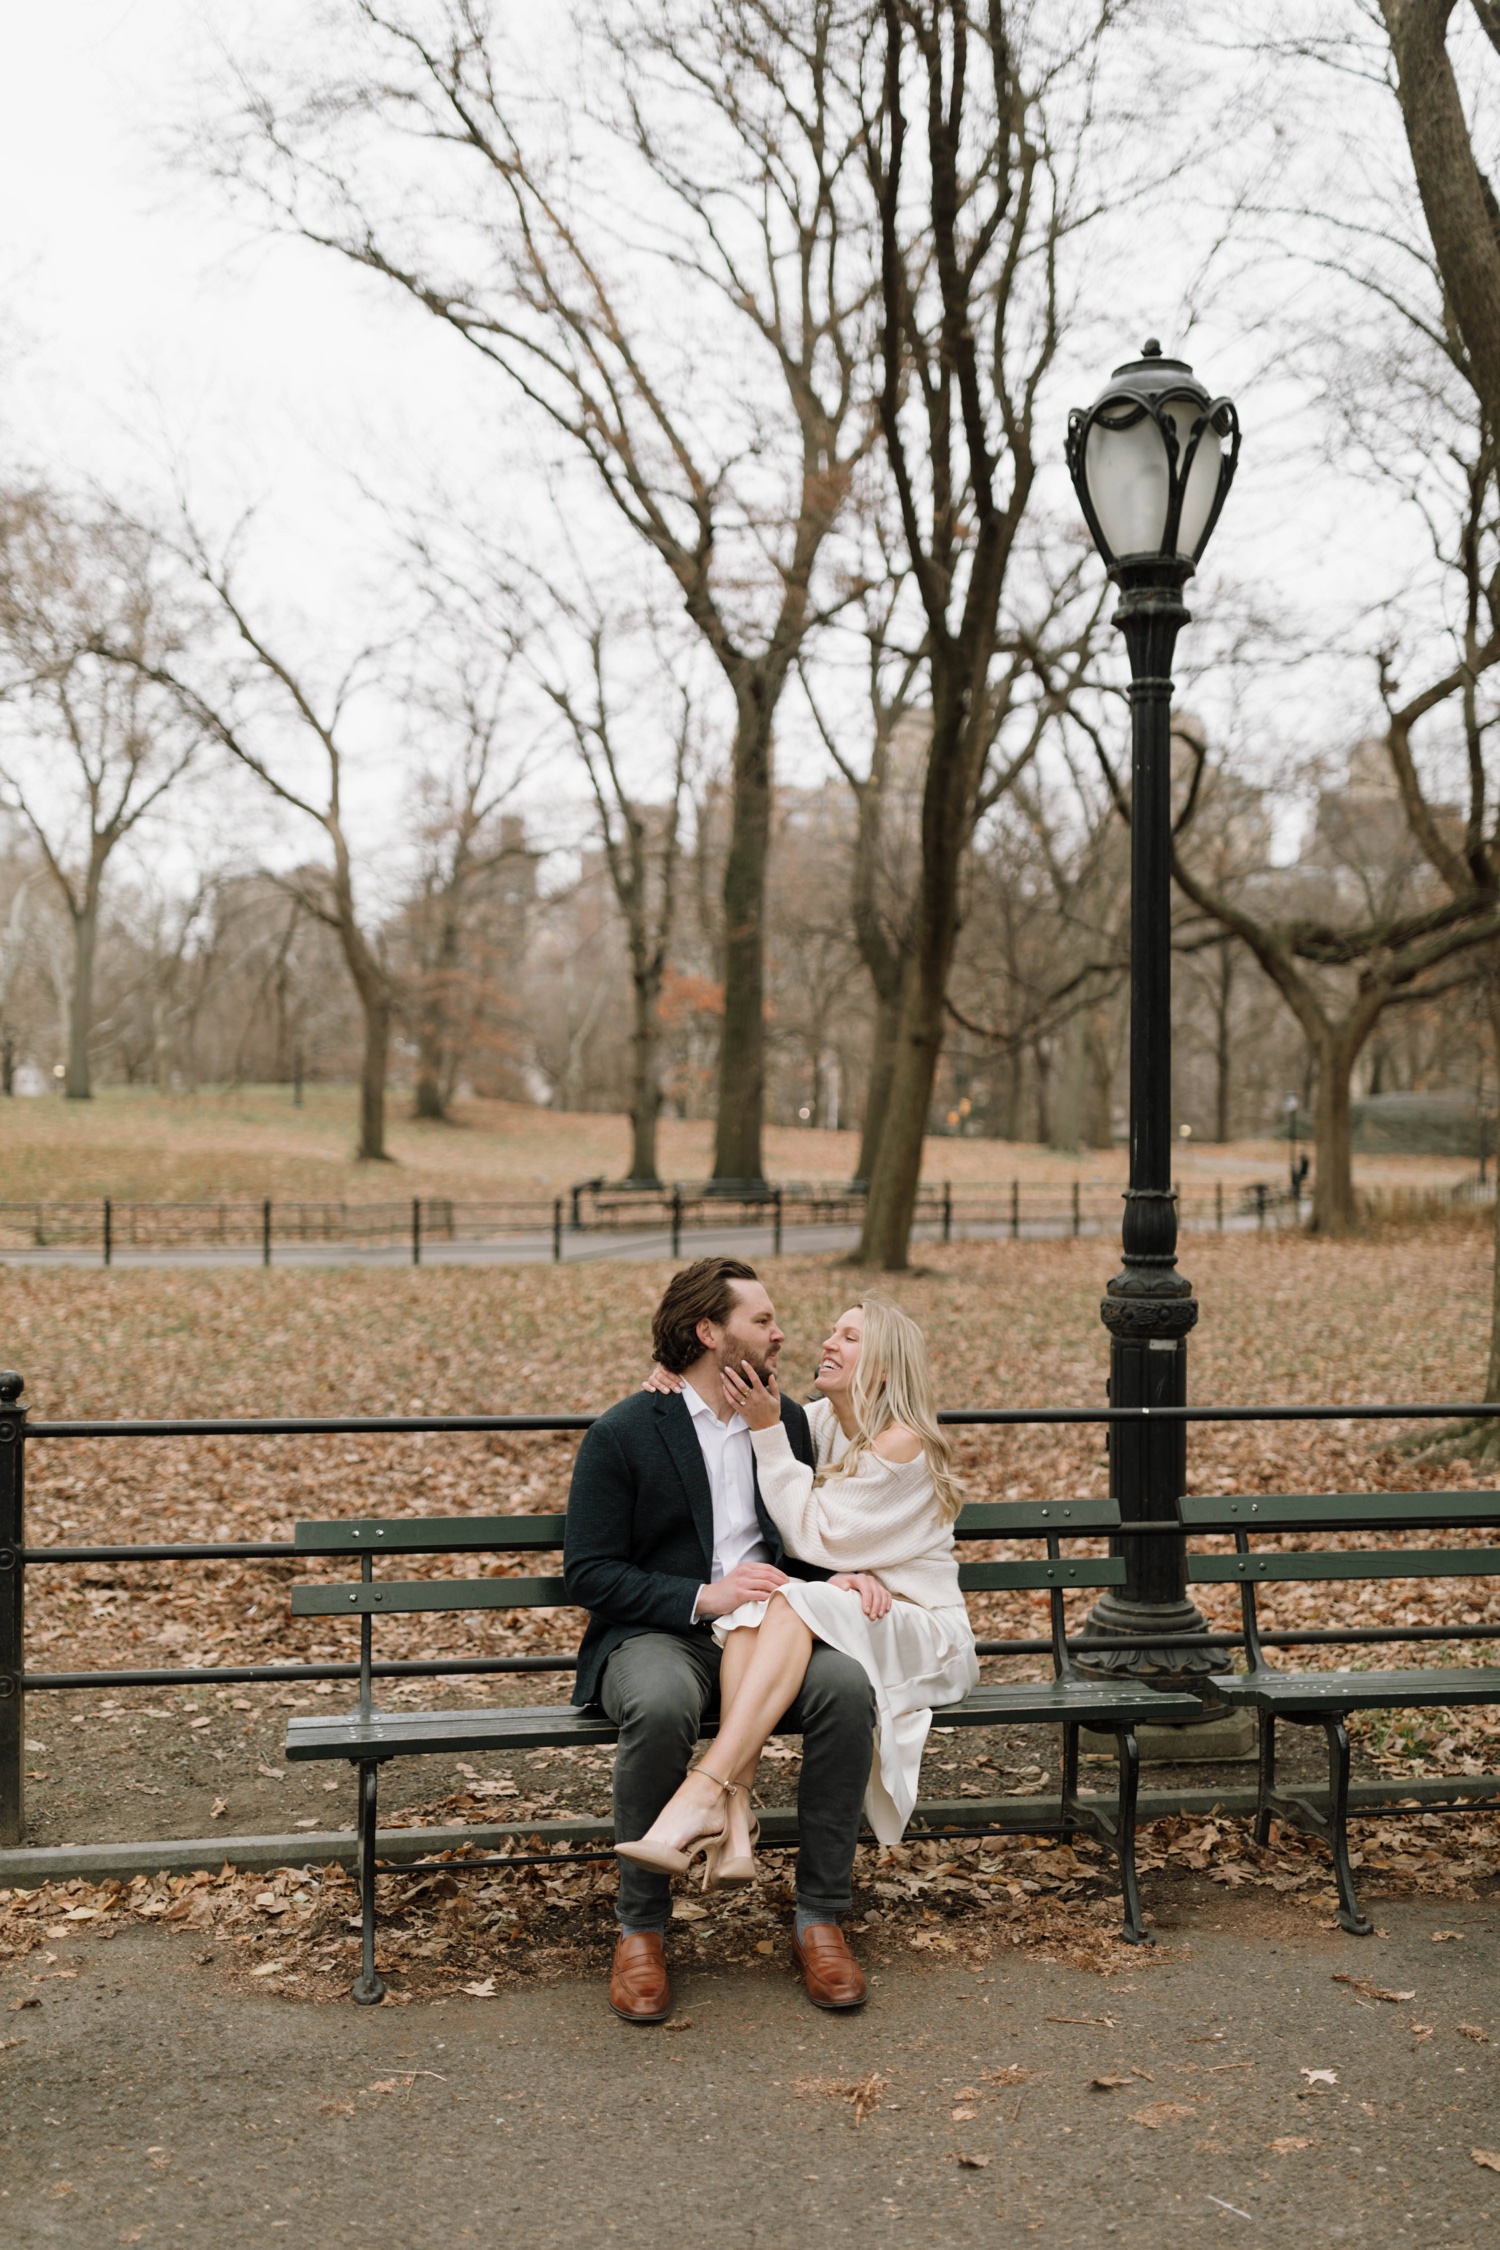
xmin=616 ymin=1295 xmax=978 ymax=1887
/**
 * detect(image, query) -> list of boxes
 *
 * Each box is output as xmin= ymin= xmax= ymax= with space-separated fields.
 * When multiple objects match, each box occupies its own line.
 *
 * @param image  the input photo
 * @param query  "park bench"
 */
xmin=1182 ymin=1490 xmax=1500 ymax=1936
xmin=283 ymin=1498 xmax=1205 ymax=2001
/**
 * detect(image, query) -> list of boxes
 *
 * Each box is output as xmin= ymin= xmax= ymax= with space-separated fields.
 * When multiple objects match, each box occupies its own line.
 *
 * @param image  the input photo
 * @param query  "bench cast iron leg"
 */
xmin=353 ymin=1760 xmax=386 ymax=2005
xmin=1321 ymin=1716 xmax=1372 ymax=1937
xmin=1113 ymin=1728 xmax=1151 ymax=1947
xmin=1254 ymin=1710 xmax=1275 ymax=1848
xmin=1060 ymin=1723 xmax=1079 ymax=1845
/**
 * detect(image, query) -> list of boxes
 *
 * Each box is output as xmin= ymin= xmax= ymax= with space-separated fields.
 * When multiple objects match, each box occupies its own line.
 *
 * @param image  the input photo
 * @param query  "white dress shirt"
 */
xmin=682 ymin=1377 xmax=770 ymax=1618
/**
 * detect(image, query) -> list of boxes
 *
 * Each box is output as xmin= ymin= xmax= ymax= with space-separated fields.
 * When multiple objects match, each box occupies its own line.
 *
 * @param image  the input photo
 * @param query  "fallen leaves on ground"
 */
xmin=794 ymin=2072 xmax=885 ymax=2125
xmin=1299 ymin=2069 xmax=1338 ymax=2086
xmin=1130 ymin=2101 xmax=1196 ymax=2129
xmin=1268 ymin=2136 xmax=1316 ymax=2154
xmin=1473 ymin=2150 xmax=1500 ymax=2173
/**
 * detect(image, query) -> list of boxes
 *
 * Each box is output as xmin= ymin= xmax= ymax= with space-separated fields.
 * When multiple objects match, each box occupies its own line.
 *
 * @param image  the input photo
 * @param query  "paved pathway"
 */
xmin=3 ymin=1894 xmax=1495 ymax=2247
xmin=0 ymin=1213 xmax=1275 ymax=1273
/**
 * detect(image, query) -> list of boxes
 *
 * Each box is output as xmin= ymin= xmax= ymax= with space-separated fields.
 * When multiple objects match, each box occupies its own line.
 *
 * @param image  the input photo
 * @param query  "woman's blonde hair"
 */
xmin=820 ymin=1294 xmax=963 ymax=1522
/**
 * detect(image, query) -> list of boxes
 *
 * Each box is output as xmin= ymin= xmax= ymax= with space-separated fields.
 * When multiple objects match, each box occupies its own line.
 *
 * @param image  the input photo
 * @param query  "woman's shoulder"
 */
xmin=872 ymin=1422 xmax=924 ymax=1466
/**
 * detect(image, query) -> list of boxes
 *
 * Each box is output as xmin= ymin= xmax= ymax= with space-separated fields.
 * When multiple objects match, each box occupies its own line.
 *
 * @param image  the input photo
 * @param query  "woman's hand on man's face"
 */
xmin=722 ymin=1358 xmax=781 ymax=1429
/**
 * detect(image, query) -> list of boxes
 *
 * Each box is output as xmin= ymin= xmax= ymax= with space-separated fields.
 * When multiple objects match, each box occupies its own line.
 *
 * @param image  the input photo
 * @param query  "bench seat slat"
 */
xmin=1209 ymin=1665 xmax=1500 ymax=1712
xmin=284 ymin=1681 xmax=1207 ymax=1762
xmin=1189 ymin=1550 xmax=1500 ymax=1585
xmin=291 ymin=1577 xmax=570 ymax=1616
xmin=1180 ymin=1492 xmax=1500 ymax=1533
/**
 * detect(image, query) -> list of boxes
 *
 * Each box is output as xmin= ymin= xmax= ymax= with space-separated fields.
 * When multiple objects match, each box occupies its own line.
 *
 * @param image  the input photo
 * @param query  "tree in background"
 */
xmin=0 ymin=494 xmax=200 ymax=1098
xmin=205 ymin=0 xmax=878 ymax=1186
xmin=853 ymin=0 xmax=1138 ymax=1267
xmin=535 ymin=606 xmax=691 ymax=1186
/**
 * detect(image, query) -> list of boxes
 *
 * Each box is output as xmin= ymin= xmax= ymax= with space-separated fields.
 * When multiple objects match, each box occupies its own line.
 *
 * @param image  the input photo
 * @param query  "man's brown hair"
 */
xmin=651 ymin=1257 xmax=760 ymax=1374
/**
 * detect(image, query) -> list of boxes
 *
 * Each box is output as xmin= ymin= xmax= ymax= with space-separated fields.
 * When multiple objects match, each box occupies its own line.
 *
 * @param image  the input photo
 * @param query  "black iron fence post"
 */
xmin=670 ymin=1188 xmax=682 ymax=1260
xmin=1216 ymin=1181 xmax=1223 ymax=1232
xmin=262 ymin=1198 xmax=273 ymax=1270
xmin=943 ymin=1182 xmax=953 ymax=1245
xmin=1072 ymin=1181 xmax=1081 ymax=1238
xmin=0 ymin=1371 xmax=25 ymax=1846
xmin=103 ymin=1198 xmax=112 ymax=1269
xmin=552 ymin=1198 xmax=563 ymax=1264
xmin=1011 ymin=1180 xmax=1020 ymax=1240
xmin=773 ymin=1188 xmax=783 ymax=1257
xmin=411 ymin=1199 xmax=422 ymax=1268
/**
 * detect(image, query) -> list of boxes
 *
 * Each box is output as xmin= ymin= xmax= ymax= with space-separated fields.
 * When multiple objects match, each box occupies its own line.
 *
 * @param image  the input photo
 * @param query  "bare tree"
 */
xmin=202 ymin=0 xmax=878 ymax=1184
xmin=0 ymin=495 xmax=200 ymax=1097
xmin=400 ymin=660 xmax=533 ymax=1123
xmin=536 ymin=612 xmax=690 ymax=1185
xmin=113 ymin=529 xmax=402 ymax=1160
xmin=852 ymin=0 xmax=1134 ymax=1267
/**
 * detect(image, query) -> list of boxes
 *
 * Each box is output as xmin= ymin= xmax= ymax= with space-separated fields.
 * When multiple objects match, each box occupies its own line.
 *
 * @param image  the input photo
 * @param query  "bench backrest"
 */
xmin=289 ymin=1498 xmax=1129 ymax=1687
xmin=1179 ymin=1489 xmax=1500 ymax=1672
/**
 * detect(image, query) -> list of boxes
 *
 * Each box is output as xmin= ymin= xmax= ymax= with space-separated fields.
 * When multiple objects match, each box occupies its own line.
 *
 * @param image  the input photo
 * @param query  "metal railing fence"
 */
xmin=4 ymin=1378 xmax=1500 ymax=1846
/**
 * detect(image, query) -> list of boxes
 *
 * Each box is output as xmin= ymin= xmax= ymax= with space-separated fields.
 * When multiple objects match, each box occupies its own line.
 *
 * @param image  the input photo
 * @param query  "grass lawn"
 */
xmin=0 ymin=1083 xmax=1478 ymax=1204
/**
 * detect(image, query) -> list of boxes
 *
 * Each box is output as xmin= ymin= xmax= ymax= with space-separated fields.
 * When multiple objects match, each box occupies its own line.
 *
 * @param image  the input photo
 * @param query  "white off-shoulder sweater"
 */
xmin=749 ymin=1395 xmax=964 ymax=1611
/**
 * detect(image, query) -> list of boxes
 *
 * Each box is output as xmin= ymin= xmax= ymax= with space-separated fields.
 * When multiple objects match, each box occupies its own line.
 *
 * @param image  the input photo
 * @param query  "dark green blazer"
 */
xmin=563 ymin=1387 xmax=824 ymax=1707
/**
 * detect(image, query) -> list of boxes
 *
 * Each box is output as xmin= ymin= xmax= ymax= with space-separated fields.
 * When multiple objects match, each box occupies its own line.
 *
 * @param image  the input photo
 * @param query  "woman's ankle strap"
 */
xmin=690 ymin=1761 xmax=737 ymax=1796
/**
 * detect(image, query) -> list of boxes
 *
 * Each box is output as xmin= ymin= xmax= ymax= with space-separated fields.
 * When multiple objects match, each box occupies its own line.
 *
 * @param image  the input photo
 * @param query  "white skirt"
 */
xmin=713 ymin=1583 xmax=979 ymax=1845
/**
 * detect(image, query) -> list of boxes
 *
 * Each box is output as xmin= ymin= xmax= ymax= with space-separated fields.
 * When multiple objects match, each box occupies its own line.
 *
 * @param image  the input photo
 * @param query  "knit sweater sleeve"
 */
xmin=748 ymin=1418 xmax=945 ymax=1575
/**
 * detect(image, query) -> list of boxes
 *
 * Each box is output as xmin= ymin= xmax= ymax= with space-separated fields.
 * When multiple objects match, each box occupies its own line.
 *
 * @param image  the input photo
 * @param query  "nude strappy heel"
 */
xmin=615 ymin=1763 xmax=738 ymax=1880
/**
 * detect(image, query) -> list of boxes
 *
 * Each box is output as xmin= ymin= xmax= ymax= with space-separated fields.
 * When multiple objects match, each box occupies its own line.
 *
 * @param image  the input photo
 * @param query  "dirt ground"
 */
xmin=2 ymin=1887 xmax=1498 ymax=2249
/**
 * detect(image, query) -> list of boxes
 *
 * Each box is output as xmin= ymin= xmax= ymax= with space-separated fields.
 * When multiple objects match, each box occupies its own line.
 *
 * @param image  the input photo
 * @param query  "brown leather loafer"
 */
xmin=791 ymin=1923 xmax=866 ymax=2011
xmin=609 ymin=1931 xmax=672 ymax=2024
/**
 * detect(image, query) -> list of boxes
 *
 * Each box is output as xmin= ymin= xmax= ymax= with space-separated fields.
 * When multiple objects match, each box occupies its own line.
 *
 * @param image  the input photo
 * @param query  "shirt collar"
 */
xmin=682 ymin=1378 xmax=747 ymax=1436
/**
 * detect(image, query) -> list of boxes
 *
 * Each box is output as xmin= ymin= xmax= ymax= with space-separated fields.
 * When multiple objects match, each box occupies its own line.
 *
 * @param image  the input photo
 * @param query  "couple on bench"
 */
xmin=563 ymin=1256 xmax=978 ymax=2023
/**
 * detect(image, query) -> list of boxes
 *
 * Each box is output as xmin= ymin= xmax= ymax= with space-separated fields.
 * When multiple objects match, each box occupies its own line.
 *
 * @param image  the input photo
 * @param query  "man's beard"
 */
xmin=723 ymin=1341 xmax=777 ymax=1385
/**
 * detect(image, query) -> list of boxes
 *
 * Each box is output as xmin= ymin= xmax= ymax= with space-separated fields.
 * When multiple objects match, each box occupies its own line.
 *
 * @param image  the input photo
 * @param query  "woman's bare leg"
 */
xmin=629 ymin=1597 xmax=814 ymax=1855
xmin=715 ymin=1624 xmax=765 ymax=1862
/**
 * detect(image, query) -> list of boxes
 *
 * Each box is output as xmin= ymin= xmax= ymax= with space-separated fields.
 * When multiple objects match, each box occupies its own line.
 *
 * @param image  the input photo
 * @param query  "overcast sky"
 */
xmin=0 ymin=1 xmax=1460 ymax=885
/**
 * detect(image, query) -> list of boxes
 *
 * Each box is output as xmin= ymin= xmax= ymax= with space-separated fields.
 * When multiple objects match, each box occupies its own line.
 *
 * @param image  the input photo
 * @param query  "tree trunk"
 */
xmin=1309 ymin=1026 xmax=1361 ymax=1235
xmin=857 ymin=949 xmax=945 ymax=1268
xmin=625 ymin=964 xmax=664 ymax=1186
xmin=1483 ymin=964 xmax=1500 ymax=1404
xmin=1381 ymin=1 xmax=1500 ymax=441
xmin=853 ymin=987 xmax=901 ymax=1187
xmin=357 ymin=988 xmax=391 ymax=1163
xmin=711 ymin=688 xmax=773 ymax=1185
xmin=1213 ymin=943 xmax=1234 ymax=1142
xmin=65 ymin=901 xmax=96 ymax=1100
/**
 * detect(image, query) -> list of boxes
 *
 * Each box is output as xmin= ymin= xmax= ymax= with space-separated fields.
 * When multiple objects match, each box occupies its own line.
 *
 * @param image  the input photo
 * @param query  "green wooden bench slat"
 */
xmin=958 ymin=1558 xmax=1125 ymax=1591
xmin=291 ymin=1576 xmax=571 ymax=1616
xmin=294 ymin=1504 xmax=1117 ymax=1552
xmin=953 ymin=1499 xmax=1120 ymax=1536
xmin=295 ymin=1516 xmax=568 ymax=1553
xmin=1180 ymin=1492 xmax=1500 ymax=1532
xmin=283 ymin=1680 xmax=1207 ymax=1761
xmin=1208 ymin=1665 xmax=1500 ymax=1711
xmin=1189 ymin=1550 xmax=1500 ymax=1585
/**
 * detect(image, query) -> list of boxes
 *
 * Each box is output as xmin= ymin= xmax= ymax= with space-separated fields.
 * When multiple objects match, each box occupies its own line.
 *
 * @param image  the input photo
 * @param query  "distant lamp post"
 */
xmin=1064 ymin=341 xmax=1240 ymax=1690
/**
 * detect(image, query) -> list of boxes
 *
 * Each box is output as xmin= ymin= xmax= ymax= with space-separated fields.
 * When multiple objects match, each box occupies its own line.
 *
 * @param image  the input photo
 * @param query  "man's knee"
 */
xmin=800 ymin=1648 xmax=876 ymax=1738
xmin=603 ymin=1640 xmax=707 ymax=1744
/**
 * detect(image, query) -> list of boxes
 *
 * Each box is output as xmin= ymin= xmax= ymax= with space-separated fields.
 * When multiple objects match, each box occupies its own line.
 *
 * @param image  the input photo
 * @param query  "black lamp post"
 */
xmin=1065 ymin=340 xmax=1240 ymax=1690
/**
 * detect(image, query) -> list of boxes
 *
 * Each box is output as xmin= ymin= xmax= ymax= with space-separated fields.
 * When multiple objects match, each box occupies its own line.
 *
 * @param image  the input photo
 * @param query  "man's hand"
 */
xmin=694 ymin=1560 xmax=790 ymax=1618
xmin=830 ymin=1572 xmax=892 ymax=1620
xmin=722 ymin=1358 xmax=781 ymax=1430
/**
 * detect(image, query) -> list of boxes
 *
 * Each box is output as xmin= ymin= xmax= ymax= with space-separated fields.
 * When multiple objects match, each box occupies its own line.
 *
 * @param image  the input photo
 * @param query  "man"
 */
xmin=564 ymin=1257 xmax=875 ymax=2023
